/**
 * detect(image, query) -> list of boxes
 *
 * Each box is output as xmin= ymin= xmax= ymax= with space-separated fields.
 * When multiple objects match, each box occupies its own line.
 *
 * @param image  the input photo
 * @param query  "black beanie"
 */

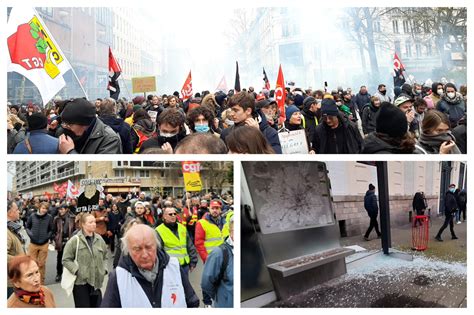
xmin=376 ymin=103 xmax=407 ymax=138
xmin=27 ymin=113 xmax=48 ymax=131
xmin=369 ymin=184 xmax=375 ymax=190
xmin=60 ymin=98 xmax=96 ymax=126
xmin=303 ymin=96 xmax=317 ymax=110
xmin=321 ymin=99 xmax=339 ymax=116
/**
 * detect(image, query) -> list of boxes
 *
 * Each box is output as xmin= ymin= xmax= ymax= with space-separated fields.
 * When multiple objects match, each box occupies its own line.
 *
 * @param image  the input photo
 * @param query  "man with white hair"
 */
xmin=101 ymin=224 xmax=199 ymax=308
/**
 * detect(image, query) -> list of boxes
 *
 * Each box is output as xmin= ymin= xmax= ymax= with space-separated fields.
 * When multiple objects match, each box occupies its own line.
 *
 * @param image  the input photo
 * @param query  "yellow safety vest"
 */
xmin=156 ymin=223 xmax=190 ymax=265
xmin=222 ymin=211 xmax=234 ymax=238
xmin=199 ymin=218 xmax=224 ymax=254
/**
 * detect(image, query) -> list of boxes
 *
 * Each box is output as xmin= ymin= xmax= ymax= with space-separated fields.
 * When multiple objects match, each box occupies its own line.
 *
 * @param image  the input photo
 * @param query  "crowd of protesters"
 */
xmin=7 ymin=80 xmax=466 ymax=154
xmin=7 ymin=190 xmax=234 ymax=308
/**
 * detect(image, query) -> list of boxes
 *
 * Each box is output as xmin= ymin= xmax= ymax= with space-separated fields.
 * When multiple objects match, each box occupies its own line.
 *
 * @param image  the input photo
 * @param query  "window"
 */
xmin=123 ymin=161 xmax=128 ymax=166
xmin=415 ymin=43 xmax=422 ymax=58
xmin=130 ymin=161 xmax=141 ymax=167
xmin=392 ymin=20 xmax=399 ymax=33
xmin=134 ymin=170 xmax=150 ymax=178
xmin=117 ymin=161 xmax=122 ymax=166
xmin=115 ymin=170 xmax=125 ymax=177
xmin=373 ymin=21 xmax=381 ymax=32
xmin=423 ymin=21 xmax=430 ymax=33
xmin=38 ymin=7 xmax=53 ymax=17
xmin=282 ymin=22 xmax=289 ymax=38
xmin=403 ymin=20 xmax=410 ymax=33
xmin=143 ymin=161 xmax=155 ymax=167
xmin=405 ymin=41 xmax=412 ymax=57
xmin=426 ymin=43 xmax=432 ymax=56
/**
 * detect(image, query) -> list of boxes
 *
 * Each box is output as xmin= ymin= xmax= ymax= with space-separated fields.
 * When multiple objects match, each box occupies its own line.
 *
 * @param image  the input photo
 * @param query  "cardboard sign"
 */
xmin=132 ymin=76 xmax=156 ymax=93
xmin=182 ymin=161 xmax=202 ymax=192
xmin=278 ymin=129 xmax=309 ymax=154
xmin=148 ymin=110 xmax=158 ymax=122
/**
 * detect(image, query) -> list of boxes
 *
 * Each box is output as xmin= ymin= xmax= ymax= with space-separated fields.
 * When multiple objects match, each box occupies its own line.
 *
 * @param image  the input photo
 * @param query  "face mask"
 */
xmin=449 ymin=188 xmax=456 ymax=193
xmin=160 ymin=131 xmax=178 ymax=138
xmin=447 ymin=92 xmax=455 ymax=99
xmin=194 ymin=124 xmax=210 ymax=133
xmin=437 ymin=89 xmax=444 ymax=95
xmin=335 ymin=102 xmax=342 ymax=106
xmin=62 ymin=128 xmax=81 ymax=141
xmin=225 ymin=119 xmax=234 ymax=126
xmin=415 ymin=90 xmax=422 ymax=95
xmin=316 ymin=99 xmax=322 ymax=104
xmin=379 ymin=90 xmax=386 ymax=95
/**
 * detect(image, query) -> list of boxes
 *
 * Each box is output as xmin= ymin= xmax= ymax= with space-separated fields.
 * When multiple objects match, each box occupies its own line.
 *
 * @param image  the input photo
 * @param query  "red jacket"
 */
xmin=194 ymin=213 xmax=224 ymax=263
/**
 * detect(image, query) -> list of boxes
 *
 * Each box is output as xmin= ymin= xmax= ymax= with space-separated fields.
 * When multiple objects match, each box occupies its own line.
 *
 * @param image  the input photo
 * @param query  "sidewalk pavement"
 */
xmin=268 ymin=217 xmax=467 ymax=308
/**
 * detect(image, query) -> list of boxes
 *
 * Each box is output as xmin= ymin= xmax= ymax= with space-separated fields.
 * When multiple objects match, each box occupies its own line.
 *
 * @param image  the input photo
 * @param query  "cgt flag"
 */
xmin=181 ymin=70 xmax=193 ymax=101
xmin=393 ymin=52 xmax=406 ymax=88
xmin=275 ymin=64 xmax=286 ymax=122
xmin=7 ymin=8 xmax=72 ymax=105
xmin=67 ymin=180 xmax=80 ymax=199
xmin=263 ymin=67 xmax=270 ymax=90
xmin=234 ymin=61 xmax=241 ymax=92
xmin=108 ymin=47 xmax=122 ymax=100
xmin=181 ymin=161 xmax=202 ymax=192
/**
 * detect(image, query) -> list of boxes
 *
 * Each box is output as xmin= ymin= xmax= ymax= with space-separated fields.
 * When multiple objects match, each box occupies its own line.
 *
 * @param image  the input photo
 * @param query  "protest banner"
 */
xmin=278 ymin=129 xmax=309 ymax=154
xmin=132 ymin=76 xmax=156 ymax=93
xmin=182 ymin=161 xmax=202 ymax=192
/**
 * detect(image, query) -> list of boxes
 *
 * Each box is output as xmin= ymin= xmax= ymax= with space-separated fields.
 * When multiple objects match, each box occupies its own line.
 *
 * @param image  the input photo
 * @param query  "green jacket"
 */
xmin=62 ymin=230 xmax=108 ymax=290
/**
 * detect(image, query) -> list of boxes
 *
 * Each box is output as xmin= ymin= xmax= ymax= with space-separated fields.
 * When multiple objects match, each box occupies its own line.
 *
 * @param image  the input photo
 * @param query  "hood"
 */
xmin=365 ymin=190 xmax=375 ymax=197
xmin=363 ymin=133 xmax=403 ymax=153
xmin=118 ymin=248 xmax=170 ymax=278
xmin=256 ymin=109 xmax=270 ymax=132
xmin=134 ymin=118 xmax=156 ymax=133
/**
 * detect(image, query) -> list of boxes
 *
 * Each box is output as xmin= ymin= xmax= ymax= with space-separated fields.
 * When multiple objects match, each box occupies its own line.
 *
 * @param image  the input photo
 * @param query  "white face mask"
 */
xmin=160 ymin=131 xmax=178 ymax=138
xmin=447 ymin=92 xmax=456 ymax=99
xmin=437 ymin=89 xmax=444 ymax=95
xmin=225 ymin=119 xmax=234 ymax=126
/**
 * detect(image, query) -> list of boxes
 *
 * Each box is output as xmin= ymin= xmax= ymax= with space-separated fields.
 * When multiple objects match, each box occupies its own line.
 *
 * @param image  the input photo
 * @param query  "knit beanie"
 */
xmin=27 ymin=112 xmax=48 ymax=131
xmin=376 ymin=103 xmax=407 ymax=138
xmin=369 ymin=184 xmax=375 ymax=190
xmin=285 ymin=105 xmax=300 ymax=122
xmin=60 ymin=98 xmax=96 ymax=126
xmin=321 ymin=99 xmax=339 ymax=116
xmin=303 ymin=96 xmax=317 ymax=111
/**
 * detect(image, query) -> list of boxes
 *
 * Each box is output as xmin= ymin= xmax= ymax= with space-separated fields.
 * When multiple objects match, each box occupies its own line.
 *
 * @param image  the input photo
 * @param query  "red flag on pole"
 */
xmin=108 ymin=47 xmax=122 ymax=100
xmin=275 ymin=65 xmax=286 ymax=122
xmin=393 ymin=53 xmax=406 ymax=87
xmin=181 ymin=71 xmax=193 ymax=101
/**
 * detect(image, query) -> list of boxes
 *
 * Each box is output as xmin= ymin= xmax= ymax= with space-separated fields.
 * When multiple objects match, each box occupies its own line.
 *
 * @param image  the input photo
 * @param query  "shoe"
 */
xmin=55 ymin=275 xmax=62 ymax=282
xmin=452 ymin=235 xmax=458 ymax=240
xmin=435 ymin=236 xmax=443 ymax=242
xmin=364 ymin=236 xmax=370 ymax=241
xmin=456 ymin=221 xmax=462 ymax=224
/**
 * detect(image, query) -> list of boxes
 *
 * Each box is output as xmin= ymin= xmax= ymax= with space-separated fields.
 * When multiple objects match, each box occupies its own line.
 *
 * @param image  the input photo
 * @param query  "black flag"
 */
xmin=108 ymin=47 xmax=122 ymax=100
xmin=234 ymin=61 xmax=241 ymax=92
xmin=393 ymin=53 xmax=406 ymax=88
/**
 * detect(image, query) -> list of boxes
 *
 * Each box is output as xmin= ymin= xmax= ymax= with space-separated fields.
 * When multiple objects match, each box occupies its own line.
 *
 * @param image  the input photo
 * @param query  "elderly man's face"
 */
xmin=127 ymin=229 xmax=157 ymax=270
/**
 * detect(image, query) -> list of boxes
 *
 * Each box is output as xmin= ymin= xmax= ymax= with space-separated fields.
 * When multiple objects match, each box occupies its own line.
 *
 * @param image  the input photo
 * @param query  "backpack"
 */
xmin=213 ymin=243 xmax=230 ymax=286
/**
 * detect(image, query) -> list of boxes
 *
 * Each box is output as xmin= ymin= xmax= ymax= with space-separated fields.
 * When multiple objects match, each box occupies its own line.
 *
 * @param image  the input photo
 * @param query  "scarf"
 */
xmin=442 ymin=92 xmax=464 ymax=105
xmin=418 ymin=132 xmax=461 ymax=154
xmin=7 ymin=220 xmax=26 ymax=244
xmin=15 ymin=287 xmax=45 ymax=306
xmin=138 ymin=259 xmax=159 ymax=283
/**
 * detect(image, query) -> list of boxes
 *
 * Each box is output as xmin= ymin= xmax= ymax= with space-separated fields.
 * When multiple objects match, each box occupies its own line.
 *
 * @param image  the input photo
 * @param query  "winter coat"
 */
xmin=201 ymin=240 xmax=233 ymax=308
xmin=107 ymin=210 xmax=124 ymax=232
xmin=7 ymin=286 xmax=56 ymax=308
xmin=7 ymin=128 xmax=26 ymax=154
xmin=220 ymin=110 xmax=282 ymax=154
xmin=373 ymin=91 xmax=391 ymax=103
xmin=26 ymin=212 xmax=54 ymax=245
xmin=101 ymin=248 xmax=200 ymax=308
xmin=456 ymin=190 xmax=467 ymax=211
xmin=362 ymin=132 xmax=414 ymax=154
xmin=301 ymin=108 xmax=319 ymax=147
xmin=312 ymin=115 xmax=362 ymax=154
xmin=13 ymin=130 xmax=59 ymax=154
xmin=412 ymin=193 xmax=427 ymax=214
xmin=436 ymin=93 xmax=466 ymax=128
xmin=52 ymin=212 xmax=76 ymax=250
xmin=62 ymin=230 xmax=108 ymax=290
xmin=361 ymin=103 xmax=379 ymax=135
xmin=353 ymin=92 xmax=371 ymax=112
xmin=68 ymin=118 xmax=123 ymax=154
xmin=452 ymin=120 xmax=466 ymax=154
xmin=364 ymin=190 xmax=378 ymax=218
xmin=100 ymin=115 xmax=133 ymax=154
xmin=444 ymin=191 xmax=458 ymax=216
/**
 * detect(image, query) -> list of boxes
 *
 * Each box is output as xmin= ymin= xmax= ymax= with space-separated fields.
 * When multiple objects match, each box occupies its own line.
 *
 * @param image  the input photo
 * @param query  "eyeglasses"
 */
xmin=61 ymin=121 xmax=72 ymax=129
xmin=167 ymin=213 xmax=177 ymax=216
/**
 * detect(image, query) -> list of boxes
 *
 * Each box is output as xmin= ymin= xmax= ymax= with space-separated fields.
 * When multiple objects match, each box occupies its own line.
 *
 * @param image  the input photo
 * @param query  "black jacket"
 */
xmin=301 ymin=108 xmax=319 ymax=147
xmin=353 ymin=92 xmax=371 ymax=112
xmin=412 ymin=193 xmax=427 ymax=214
xmin=444 ymin=190 xmax=458 ymax=216
xmin=312 ymin=114 xmax=362 ymax=154
xmin=101 ymin=249 xmax=200 ymax=308
xmin=362 ymin=133 xmax=414 ymax=154
xmin=364 ymin=190 xmax=378 ymax=218
xmin=100 ymin=115 xmax=133 ymax=154
xmin=361 ymin=103 xmax=379 ymax=135
xmin=26 ymin=212 xmax=54 ymax=245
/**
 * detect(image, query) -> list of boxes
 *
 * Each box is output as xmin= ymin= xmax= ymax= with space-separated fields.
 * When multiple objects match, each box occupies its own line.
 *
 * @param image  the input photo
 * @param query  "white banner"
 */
xmin=278 ymin=129 xmax=309 ymax=154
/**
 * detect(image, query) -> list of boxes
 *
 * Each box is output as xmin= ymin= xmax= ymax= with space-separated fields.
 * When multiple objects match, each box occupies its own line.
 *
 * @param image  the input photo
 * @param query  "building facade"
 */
xmin=14 ymin=161 xmax=232 ymax=198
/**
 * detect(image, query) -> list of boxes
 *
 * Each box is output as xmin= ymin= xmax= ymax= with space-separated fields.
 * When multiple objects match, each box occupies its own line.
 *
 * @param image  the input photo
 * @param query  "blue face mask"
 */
xmin=195 ymin=124 xmax=210 ymax=133
xmin=449 ymin=188 xmax=456 ymax=193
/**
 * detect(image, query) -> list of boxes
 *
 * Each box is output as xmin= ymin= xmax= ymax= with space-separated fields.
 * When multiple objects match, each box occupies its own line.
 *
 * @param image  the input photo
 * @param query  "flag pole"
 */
xmin=120 ymin=76 xmax=132 ymax=100
xmin=69 ymin=67 xmax=89 ymax=99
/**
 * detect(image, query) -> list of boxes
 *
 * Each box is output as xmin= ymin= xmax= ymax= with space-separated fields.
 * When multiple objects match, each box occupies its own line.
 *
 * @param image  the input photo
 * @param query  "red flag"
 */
xmin=108 ymin=47 xmax=121 ymax=100
xmin=393 ymin=53 xmax=406 ymax=87
xmin=275 ymin=65 xmax=286 ymax=121
xmin=181 ymin=71 xmax=193 ymax=101
xmin=263 ymin=67 xmax=270 ymax=90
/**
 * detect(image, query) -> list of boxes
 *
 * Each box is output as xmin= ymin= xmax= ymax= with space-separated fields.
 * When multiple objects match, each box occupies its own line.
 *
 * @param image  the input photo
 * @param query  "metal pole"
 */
xmin=376 ymin=161 xmax=391 ymax=255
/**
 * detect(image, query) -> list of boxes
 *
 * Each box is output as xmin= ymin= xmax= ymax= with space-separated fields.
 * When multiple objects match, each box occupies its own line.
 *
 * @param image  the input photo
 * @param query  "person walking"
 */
xmin=363 ymin=184 xmax=381 ymax=241
xmin=435 ymin=184 xmax=459 ymax=241
xmin=52 ymin=205 xmax=76 ymax=282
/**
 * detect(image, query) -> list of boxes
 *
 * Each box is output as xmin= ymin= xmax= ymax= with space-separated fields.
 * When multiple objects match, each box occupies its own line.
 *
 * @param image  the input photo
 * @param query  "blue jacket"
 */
xmin=100 ymin=115 xmax=133 ymax=154
xmin=201 ymin=240 xmax=233 ymax=308
xmin=13 ymin=130 xmax=59 ymax=154
xmin=364 ymin=190 xmax=379 ymax=218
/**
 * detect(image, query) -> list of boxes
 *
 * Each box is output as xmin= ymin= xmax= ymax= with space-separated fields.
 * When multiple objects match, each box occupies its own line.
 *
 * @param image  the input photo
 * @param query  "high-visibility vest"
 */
xmin=156 ymin=224 xmax=190 ymax=265
xmin=302 ymin=115 xmax=318 ymax=129
xmin=199 ymin=218 xmax=224 ymax=254
xmin=223 ymin=211 xmax=234 ymax=238
xmin=188 ymin=207 xmax=198 ymax=226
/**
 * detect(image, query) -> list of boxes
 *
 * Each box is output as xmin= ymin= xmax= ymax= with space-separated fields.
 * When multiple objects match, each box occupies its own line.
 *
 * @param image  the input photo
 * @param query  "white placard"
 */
xmin=278 ymin=129 xmax=309 ymax=154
